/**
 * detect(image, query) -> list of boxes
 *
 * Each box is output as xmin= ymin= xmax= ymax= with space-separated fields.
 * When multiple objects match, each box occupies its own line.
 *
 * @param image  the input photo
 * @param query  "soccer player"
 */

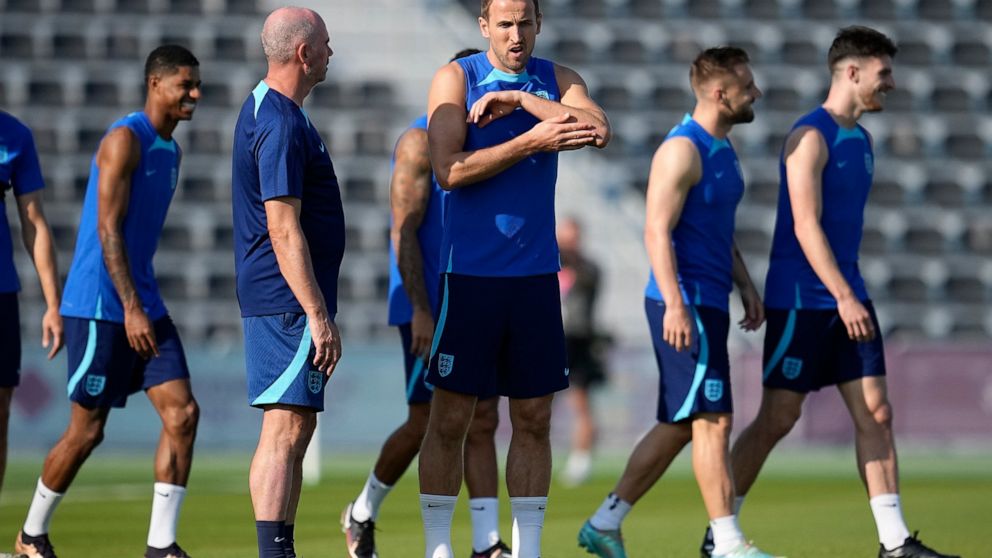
xmin=15 ymin=46 xmax=201 ymax=558
xmin=700 ymin=26 xmax=958 ymax=558
xmin=0 ymin=112 xmax=64 ymax=497
xmin=419 ymin=1 xmax=610 ymax=556
xmin=578 ymin=47 xmax=778 ymax=558
xmin=557 ymin=217 xmax=607 ymax=487
xmin=341 ymin=48 xmax=512 ymax=558
xmin=232 ymin=7 xmax=343 ymax=558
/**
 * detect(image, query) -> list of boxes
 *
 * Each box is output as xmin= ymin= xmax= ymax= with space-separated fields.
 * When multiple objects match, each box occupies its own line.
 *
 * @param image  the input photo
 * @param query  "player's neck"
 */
xmin=263 ymin=71 xmax=313 ymax=107
xmin=691 ymin=107 xmax=732 ymax=140
xmin=142 ymin=103 xmax=178 ymax=140
xmin=821 ymin=93 xmax=862 ymax=128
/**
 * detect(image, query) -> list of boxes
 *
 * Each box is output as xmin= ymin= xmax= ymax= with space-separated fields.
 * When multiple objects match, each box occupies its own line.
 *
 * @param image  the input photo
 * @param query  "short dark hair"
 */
xmin=690 ymin=47 xmax=750 ymax=90
xmin=451 ymin=48 xmax=482 ymax=62
xmin=827 ymin=26 xmax=897 ymax=69
xmin=481 ymin=0 xmax=540 ymax=19
xmin=144 ymin=45 xmax=199 ymax=82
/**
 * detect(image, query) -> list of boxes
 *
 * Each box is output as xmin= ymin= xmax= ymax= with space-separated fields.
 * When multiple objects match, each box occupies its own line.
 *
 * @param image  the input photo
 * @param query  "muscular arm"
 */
xmin=17 ymin=190 xmax=63 ymax=358
xmin=429 ymin=62 xmax=598 ymax=190
xmin=265 ymin=197 xmax=340 ymax=373
xmin=644 ymin=137 xmax=699 ymax=351
xmin=97 ymin=127 xmax=142 ymax=314
xmin=785 ymin=126 xmax=874 ymax=340
xmin=390 ymin=128 xmax=433 ymax=314
xmin=390 ymin=128 xmax=436 ymax=358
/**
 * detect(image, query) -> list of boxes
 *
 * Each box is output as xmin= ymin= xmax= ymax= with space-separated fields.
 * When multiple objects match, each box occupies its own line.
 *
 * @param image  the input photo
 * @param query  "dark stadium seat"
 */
xmin=199 ymin=82 xmax=232 ymax=108
xmin=308 ymin=82 xmax=343 ymax=108
xmin=113 ymin=0 xmax=153 ymax=13
xmin=916 ymin=0 xmax=956 ymax=20
xmin=951 ymin=40 xmax=991 ymax=67
xmin=1 ymin=31 xmax=35 ymax=59
xmin=923 ymin=178 xmax=968 ymax=207
xmin=650 ymin=85 xmax=693 ymax=111
xmin=157 ymin=271 xmax=187 ymax=299
xmin=354 ymin=128 xmax=389 ymax=156
xmin=763 ymin=86 xmax=802 ymax=112
xmin=895 ymin=39 xmax=934 ymax=67
xmin=4 ymin=0 xmax=42 ymax=13
xmin=944 ymin=130 xmax=986 ymax=160
xmin=225 ymin=0 xmax=263 ymax=14
xmin=630 ymin=0 xmax=664 ymax=17
xmin=178 ymin=175 xmax=217 ymax=202
xmin=904 ymin=224 xmax=948 ymax=255
xmin=160 ymin=223 xmax=193 ymax=251
xmin=931 ymin=85 xmax=972 ymax=112
xmin=213 ymin=34 xmax=249 ymax=61
xmin=343 ymin=175 xmax=377 ymax=203
xmin=979 ymin=0 xmax=992 ymax=19
xmin=550 ymin=38 xmax=593 ymax=65
xmin=883 ymin=88 xmax=916 ymax=112
xmin=208 ymin=274 xmax=237 ymax=299
xmin=888 ymin=275 xmax=928 ymax=302
xmin=84 ymin=80 xmax=120 ymax=107
xmin=781 ymin=38 xmax=820 ymax=65
xmin=868 ymin=179 xmax=906 ymax=207
xmin=667 ymin=35 xmax=703 ymax=63
xmin=610 ymin=38 xmax=650 ymax=64
xmin=358 ymin=81 xmax=396 ymax=108
xmin=167 ymin=0 xmax=205 ymax=14
xmin=859 ymin=0 xmax=900 ymax=19
xmin=60 ymin=0 xmax=98 ymax=12
xmin=189 ymin=128 xmax=225 ymax=155
xmin=52 ymin=32 xmax=89 ymax=60
xmin=573 ymin=0 xmax=609 ymax=18
xmin=946 ymin=274 xmax=987 ymax=303
xmin=105 ymin=31 xmax=142 ymax=59
xmin=801 ymin=0 xmax=838 ymax=19
xmin=594 ymin=84 xmax=634 ymax=111
xmin=687 ymin=0 xmax=724 ymax=18
xmin=744 ymin=0 xmax=781 ymax=19
xmin=28 ymin=79 xmax=66 ymax=106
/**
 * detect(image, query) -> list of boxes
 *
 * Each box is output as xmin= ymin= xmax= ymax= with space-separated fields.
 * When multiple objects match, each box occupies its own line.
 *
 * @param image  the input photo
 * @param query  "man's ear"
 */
xmin=479 ymin=16 xmax=490 ymax=40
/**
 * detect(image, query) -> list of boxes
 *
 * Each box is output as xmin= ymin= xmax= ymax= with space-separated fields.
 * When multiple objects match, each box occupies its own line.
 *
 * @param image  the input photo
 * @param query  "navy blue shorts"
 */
xmin=427 ymin=273 xmax=569 ymax=399
xmin=398 ymin=323 xmax=434 ymax=404
xmin=0 ymin=293 xmax=21 ymax=387
xmin=64 ymin=315 xmax=190 ymax=408
xmin=762 ymin=301 xmax=886 ymax=393
xmin=244 ymin=312 xmax=328 ymax=411
xmin=645 ymin=298 xmax=733 ymax=424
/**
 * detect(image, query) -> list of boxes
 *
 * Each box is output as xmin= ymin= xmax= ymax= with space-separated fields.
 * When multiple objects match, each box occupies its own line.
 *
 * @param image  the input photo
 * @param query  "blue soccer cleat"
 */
xmin=578 ymin=520 xmax=627 ymax=558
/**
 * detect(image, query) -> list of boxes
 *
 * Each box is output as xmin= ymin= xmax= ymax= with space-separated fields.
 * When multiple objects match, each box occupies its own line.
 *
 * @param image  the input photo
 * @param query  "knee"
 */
xmin=858 ymin=400 xmax=893 ymax=432
xmin=467 ymin=404 xmax=499 ymax=440
xmin=77 ymin=422 xmax=105 ymax=452
xmin=510 ymin=402 xmax=552 ymax=439
xmin=760 ymin=406 xmax=801 ymax=440
xmin=163 ymin=399 xmax=200 ymax=439
xmin=406 ymin=405 xmax=431 ymax=440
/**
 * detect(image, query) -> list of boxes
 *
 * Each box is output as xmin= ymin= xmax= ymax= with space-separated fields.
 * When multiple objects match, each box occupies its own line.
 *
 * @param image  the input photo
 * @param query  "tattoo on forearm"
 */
xmin=397 ymin=224 xmax=431 ymax=312
xmin=101 ymin=229 xmax=139 ymax=309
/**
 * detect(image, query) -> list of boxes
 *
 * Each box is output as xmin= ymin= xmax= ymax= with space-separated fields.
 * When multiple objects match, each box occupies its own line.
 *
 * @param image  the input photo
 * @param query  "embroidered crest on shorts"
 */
xmin=438 ymin=353 xmax=455 ymax=377
xmin=782 ymin=357 xmax=803 ymax=380
xmin=85 ymin=375 xmax=106 ymax=396
xmin=307 ymin=369 xmax=323 ymax=394
xmin=704 ymin=379 xmax=724 ymax=402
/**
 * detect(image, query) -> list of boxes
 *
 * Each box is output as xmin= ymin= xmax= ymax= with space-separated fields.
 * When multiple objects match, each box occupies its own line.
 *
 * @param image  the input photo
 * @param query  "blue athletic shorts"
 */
xmin=427 ymin=273 xmax=569 ymax=399
xmin=398 ymin=323 xmax=434 ymax=404
xmin=0 ymin=293 xmax=21 ymax=388
xmin=762 ymin=301 xmax=886 ymax=393
xmin=64 ymin=315 xmax=190 ymax=408
xmin=244 ymin=312 xmax=328 ymax=411
xmin=645 ymin=298 xmax=733 ymax=424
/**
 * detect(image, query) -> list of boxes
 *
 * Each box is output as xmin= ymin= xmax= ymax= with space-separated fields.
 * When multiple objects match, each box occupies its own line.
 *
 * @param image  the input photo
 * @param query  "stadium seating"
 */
xmin=4 ymin=0 xmax=992 ymax=340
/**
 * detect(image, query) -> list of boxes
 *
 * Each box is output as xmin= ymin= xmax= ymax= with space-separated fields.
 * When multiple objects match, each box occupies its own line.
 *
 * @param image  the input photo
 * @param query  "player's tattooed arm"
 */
xmin=96 ymin=127 xmax=159 ymax=357
xmin=390 ymin=127 xmax=434 ymax=358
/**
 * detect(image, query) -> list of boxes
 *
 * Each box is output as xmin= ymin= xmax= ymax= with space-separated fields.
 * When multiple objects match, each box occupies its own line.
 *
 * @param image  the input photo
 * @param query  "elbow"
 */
xmin=593 ymin=126 xmax=612 ymax=149
xmin=435 ymin=170 xmax=461 ymax=191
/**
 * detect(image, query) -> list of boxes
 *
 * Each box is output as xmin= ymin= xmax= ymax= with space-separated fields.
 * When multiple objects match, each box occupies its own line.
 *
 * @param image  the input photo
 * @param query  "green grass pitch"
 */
xmin=0 ymin=452 xmax=985 ymax=557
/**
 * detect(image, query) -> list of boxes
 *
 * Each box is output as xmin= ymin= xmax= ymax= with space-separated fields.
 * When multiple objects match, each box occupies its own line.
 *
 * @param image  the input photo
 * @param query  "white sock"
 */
xmin=589 ymin=493 xmax=631 ymax=531
xmin=23 ymin=479 xmax=64 ymax=537
xmin=147 ymin=482 xmax=187 ymax=548
xmin=421 ymin=494 xmax=456 ymax=558
xmin=869 ymin=493 xmax=911 ymax=550
xmin=733 ymin=495 xmax=745 ymax=516
xmin=511 ymin=496 xmax=547 ymax=558
xmin=710 ymin=515 xmax=746 ymax=555
xmin=353 ymin=472 xmax=393 ymax=522
xmin=469 ymin=497 xmax=500 ymax=552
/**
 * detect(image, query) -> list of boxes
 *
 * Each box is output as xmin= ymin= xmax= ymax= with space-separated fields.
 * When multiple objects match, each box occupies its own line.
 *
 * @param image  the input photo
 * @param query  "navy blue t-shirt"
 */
xmin=232 ymin=81 xmax=346 ymax=317
xmin=0 ymin=111 xmax=45 ymax=294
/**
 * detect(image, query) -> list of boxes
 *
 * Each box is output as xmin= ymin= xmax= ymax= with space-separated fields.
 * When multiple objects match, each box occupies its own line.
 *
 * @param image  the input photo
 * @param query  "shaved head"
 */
xmin=261 ymin=6 xmax=323 ymax=63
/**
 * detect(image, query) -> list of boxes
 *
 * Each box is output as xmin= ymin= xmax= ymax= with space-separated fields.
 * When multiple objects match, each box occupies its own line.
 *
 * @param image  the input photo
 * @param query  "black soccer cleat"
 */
xmin=700 ymin=526 xmax=715 ymax=558
xmin=470 ymin=539 xmax=512 ymax=558
xmin=342 ymin=502 xmax=378 ymax=558
xmin=145 ymin=542 xmax=192 ymax=558
xmin=15 ymin=531 xmax=57 ymax=558
xmin=878 ymin=532 xmax=960 ymax=558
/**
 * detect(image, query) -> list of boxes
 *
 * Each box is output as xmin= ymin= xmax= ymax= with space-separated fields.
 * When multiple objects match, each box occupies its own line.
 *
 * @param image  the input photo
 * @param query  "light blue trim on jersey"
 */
xmin=673 ymin=308 xmax=709 ymax=422
xmin=149 ymin=136 xmax=176 ymax=154
xmin=708 ymin=137 xmax=731 ymax=158
xmin=694 ymin=283 xmax=702 ymax=306
xmin=66 ymin=320 xmax=98 ymax=397
xmin=428 ymin=275 xmax=451 ymax=360
xmin=251 ymin=320 xmax=313 ymax=406
xmin=406 ymin=359 xmax=426 ymax=401
xmin=445 ymin=248 xmax=453 ymax=274
xmin=252 ymin=81 xmax=270 ymax=119
xmin=832 ymin=125 xmax=865 ymax=148
xmin=476 ymin=68 xmax=546 ymax=87
xmin=94 ymin=294 xmax=103 ymax=320
xmin=762 ymin=285 xmax=803 ymax=380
